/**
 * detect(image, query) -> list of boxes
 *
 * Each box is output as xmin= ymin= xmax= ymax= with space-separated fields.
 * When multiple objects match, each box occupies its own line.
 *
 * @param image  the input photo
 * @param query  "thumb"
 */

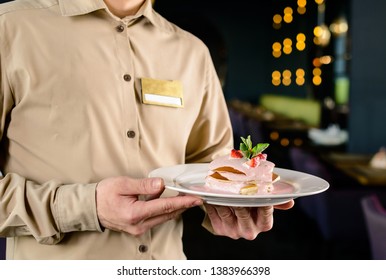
xmin=131 ymin=177 xmax=165 ymax=195
xmin=98 ymin=176 xmax=165 ymax=196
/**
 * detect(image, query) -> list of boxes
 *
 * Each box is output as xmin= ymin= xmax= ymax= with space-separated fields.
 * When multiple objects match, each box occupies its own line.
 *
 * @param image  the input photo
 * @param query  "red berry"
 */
xmin=230 ymin=149 xmax=243 ymax=158
xmin=257 ymin=153 xmax=267 ymax=160
xmin=246 ymin=157 xmax=259 ymax=167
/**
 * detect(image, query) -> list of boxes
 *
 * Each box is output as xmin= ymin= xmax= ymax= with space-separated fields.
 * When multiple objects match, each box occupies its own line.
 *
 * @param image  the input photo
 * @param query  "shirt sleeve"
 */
xmin=185 ymin=47 xmax=234 ymax=163
xmin=183 ymin=47 xmax=234 ymax=234
xmin=0 ymin=52 xmax=102 ymax=245
xmin=0 ymin=173 xmax=103 ymax=245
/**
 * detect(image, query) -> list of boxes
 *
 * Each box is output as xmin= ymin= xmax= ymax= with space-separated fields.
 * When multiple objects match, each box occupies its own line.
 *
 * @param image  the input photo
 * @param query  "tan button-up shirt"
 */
xmin=0 ymin=0 xmax=233 ymax=259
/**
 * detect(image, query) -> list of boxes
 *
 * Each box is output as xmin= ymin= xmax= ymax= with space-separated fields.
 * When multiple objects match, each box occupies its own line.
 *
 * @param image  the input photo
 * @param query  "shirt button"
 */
xmin=138 ymin=245 xmax=148 ymax=253
xmin=116 ymin=24 xmax=125 ymax=32
xmin=123 ymin=74 xmax=131 ymax=82
xmin=127 ymin=130 xmax=136 ymax=138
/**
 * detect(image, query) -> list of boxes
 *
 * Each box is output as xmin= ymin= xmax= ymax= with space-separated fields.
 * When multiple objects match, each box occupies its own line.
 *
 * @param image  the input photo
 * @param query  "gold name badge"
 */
xmin=141 ymin=78 xmax=184 ymax=108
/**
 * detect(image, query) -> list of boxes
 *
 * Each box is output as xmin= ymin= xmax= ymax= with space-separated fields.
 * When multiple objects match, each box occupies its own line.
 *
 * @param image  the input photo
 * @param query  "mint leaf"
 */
xmin=255 ymin=143 xmax=269 ymax=155
xmin=239 ymin=135 xmax=269 ymax=159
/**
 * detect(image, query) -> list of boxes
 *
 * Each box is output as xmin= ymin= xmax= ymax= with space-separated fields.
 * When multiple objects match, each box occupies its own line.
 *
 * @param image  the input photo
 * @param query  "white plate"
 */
xmin=149 ymin=163 xmax=329 ymax=207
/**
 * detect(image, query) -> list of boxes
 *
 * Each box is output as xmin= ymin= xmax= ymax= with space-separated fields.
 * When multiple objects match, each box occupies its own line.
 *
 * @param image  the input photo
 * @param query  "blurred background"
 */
xmin=1 ymin=0 xmax=386 ymax=260
xmin=153 ymin=0 xmax=386 ymax=260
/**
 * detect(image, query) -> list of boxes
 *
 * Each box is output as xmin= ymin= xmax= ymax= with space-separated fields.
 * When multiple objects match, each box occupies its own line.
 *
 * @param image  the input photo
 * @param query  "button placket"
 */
xmin=114 ymin=21 xmax=139 ymax=150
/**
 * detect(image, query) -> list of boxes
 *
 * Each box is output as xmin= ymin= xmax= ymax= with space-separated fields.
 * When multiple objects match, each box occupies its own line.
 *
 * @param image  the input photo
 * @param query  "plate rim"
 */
xmin=149 ymin=163 xmax=329 ymax=202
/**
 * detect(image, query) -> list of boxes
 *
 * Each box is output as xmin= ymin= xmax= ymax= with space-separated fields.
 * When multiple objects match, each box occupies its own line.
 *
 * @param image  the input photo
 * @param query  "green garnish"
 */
xmin=239 ymin=135 xmax=269 ymax=159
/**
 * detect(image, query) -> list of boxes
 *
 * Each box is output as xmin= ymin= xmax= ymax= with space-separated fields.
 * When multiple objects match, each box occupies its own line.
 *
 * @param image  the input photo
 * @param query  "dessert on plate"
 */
xmin=205 ymin=135 xmax=279 ymax=195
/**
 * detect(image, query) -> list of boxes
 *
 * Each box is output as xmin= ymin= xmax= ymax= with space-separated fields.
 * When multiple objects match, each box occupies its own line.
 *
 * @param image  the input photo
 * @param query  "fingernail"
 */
xmin=193 ymin=199 xmax=203 ymax=206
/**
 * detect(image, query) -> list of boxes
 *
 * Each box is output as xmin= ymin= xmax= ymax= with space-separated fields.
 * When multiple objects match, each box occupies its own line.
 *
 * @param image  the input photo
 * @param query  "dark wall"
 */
xmin=348 ymin=0 xmax=386 ymax=153
xmin=154 ymin=0 xmax=302 ymax=103
xmin=155 ymin=0 xmax=385 ymax=154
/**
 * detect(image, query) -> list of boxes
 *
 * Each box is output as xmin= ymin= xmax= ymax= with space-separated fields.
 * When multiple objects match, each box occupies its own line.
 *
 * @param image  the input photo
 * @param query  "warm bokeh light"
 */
xmin=296 ymin=77 xmax=305 ymax=86
xmin=270 ymin=131 xmax=280 ymax=141
xmin=283 ymin=38 xmax=292 ymax=54
xmin=283 ymin=14 xmax=293 ymax=23
xmin=272 ymin=71 xmax=281 ymax=86
xmin=283 ymin=7 xmax=293 ymax=23
xmin=272 ymin=42 xmax=282 ymax=51
xmin=294 ymin=138 xmax=303 ymax=146
xmin=284 ymin=7 xmax=293 ymax=14
xmin=297 ymin=7 xmax=306 ymax=14
xmin=273 ymin=14 xmax=282 ymax=24
xmin=296 ymin=68 xmax=305 ymax=86
xmin=315 ymin=0 xmax=324 ymax=4
xmin=297 ymin=33 xmax=306 ymax=41
xmin=280 ymin=138 xmax=290 ymax=147
xmin=283 ymin=69 xmax=292 ymax=78
xmin=296 ymin=41 xmax=306 ymax=51
xmin=313 ymin=26 xmax=323 ymax=37
xmin=272 ymin=79 xmax=281 ymax=86
xmin=283 ymin=46 xmax=292 ymax=54
xmin=273 ymin=23 xmax=281 ymax=30
xmin=313 ymin=75 xmax=322 ymax=86
xmin=330 ymin=18 xmax=349 ymax=35
xmin=296 ymin=33 xmax=306 ymax=51
xmin=272 ymin=50 xmax=282 ymax=58
xmin=313 ymin=24 xmax=331 ymax=46
xmin=282 ymin=69 xmax=292 ymax=85
xmin=282 ymin=78 xmax=291 ymax=86
xmin=313 ymin=58 xmax=322 ymax=67
xmin=272 ymin=42 xmax=282 ymax=58
xmin=298 ymin=0 xmax=307 ymax=8
xmin=283 ymin=38 xmax=292 ymax=46
xmin=272 ymin=71 xmax=281 ymax=79
xmin=313 ymin=67 xmax=322 ymax=76
xmin=296 ymin=68 xmax=305 ymax=77
xmin=319 ymin=55 xmax=332 ymax=65
xmin=271 ymin=3 xmax=311 ymax=88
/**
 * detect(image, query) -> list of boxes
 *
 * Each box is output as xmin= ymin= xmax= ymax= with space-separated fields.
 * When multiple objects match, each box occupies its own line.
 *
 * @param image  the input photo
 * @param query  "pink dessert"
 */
xmin=205 ymin=136 xmax=279 ymax=195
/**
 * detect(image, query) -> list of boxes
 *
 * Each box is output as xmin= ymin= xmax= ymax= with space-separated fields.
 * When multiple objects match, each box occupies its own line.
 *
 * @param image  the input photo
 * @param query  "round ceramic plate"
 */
xmin=149 ymin=163 xmax=329 ymax=207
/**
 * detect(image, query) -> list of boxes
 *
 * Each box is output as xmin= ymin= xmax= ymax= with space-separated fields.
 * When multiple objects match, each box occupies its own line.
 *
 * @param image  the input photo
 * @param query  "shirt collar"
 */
xmin=58 ymin=0 xmax=157 ymax=26
xmin=59 ymin=0 xmax=106 ymax=16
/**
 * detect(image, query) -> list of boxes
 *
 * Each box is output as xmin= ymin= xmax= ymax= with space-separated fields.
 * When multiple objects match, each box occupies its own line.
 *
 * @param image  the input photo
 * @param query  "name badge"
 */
xmin=141 ymin=78 xmax=184 ymax=108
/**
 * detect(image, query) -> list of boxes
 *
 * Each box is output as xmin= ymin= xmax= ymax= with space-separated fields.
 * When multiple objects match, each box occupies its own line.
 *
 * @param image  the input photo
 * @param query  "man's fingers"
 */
xmin=124 ymin=208 xmax=187 ymax=236
xmin=274 ymin=200 xmax=295 ymax=210
xmin=128 ymin=195 xmax=203 ymax=224
xmin=110 ymin=177 xmax=165 ymax=196
xmin=137 ymin=177 xmax=165 ymax=195
xmin=233 ymin=207 xmax=257 ymax=240
xmin=205 ymin=205 xmax=275 ymax=240
xmin=256 ymin=206 xmax=274 ymax=232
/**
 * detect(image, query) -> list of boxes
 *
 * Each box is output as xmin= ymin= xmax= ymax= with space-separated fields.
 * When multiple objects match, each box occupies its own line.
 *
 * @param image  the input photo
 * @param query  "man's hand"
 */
xmin=96 ymin=176 xmax=203 ymax=235
xmin=204 ymin=200 xmax=294 ymax=240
